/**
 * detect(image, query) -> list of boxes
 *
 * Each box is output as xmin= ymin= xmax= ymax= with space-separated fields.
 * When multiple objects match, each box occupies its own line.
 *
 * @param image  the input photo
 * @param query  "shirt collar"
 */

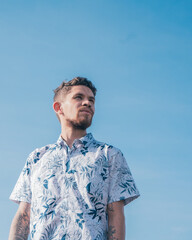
xmin=57 ymin=133 xmax=94 ymax=149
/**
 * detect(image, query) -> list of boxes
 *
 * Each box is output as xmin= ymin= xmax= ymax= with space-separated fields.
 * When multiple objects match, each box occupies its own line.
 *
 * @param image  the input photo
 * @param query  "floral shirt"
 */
xmin=10 ymin=133 xmax=140 ymax=240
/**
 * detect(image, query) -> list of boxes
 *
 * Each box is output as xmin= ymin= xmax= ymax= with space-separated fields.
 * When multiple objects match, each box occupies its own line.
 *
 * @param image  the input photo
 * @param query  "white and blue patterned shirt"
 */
xmin=10 ymin=133 xmax=140 ymax=240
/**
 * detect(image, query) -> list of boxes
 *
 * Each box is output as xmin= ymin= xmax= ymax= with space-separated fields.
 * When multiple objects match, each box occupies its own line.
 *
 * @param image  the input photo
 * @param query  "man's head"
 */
xmin=53 ymin=77 xmax=97 ymax=130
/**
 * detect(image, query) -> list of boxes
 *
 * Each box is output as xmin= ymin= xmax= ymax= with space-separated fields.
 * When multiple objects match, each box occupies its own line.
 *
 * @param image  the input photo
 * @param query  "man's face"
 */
xmin=59 ymin=85 xmax=95 ymax=130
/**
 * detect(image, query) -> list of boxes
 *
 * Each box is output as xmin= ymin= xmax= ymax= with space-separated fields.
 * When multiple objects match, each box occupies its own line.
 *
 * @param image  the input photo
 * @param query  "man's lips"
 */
xmin=79 ymin=109 xmax=93 ymax=115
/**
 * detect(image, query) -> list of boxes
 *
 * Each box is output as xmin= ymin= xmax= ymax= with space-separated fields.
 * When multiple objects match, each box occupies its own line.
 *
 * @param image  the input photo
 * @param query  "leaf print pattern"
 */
xmin=40 ymin=222 xmax=58 ymax=240
xmin=39 ymin=197 xmax=58 ymax=221
xmin=76 ymin=213 xmax=85 ymax=229
xmin=10 ymin=133 xmax=140 ymax=239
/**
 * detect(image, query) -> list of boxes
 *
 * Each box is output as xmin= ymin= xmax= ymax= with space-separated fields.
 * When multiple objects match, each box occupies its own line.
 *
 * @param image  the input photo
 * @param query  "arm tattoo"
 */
xmin=14 ymin=210 xmax=30 ymax=240
xmin=107 ymin=203 xmax=114 ymax=212
xmin=108 ymin=225 xmax=119 ymax=240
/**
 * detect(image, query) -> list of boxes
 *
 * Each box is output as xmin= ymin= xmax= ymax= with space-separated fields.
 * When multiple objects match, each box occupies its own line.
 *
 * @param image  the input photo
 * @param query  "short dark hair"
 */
xmin=53 ymin=76 xmax=97 ymax=101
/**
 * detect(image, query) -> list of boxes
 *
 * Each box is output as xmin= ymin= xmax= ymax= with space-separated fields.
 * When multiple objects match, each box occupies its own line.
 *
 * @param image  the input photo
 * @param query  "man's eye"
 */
xmin=75 ymin=96 xmax=82 ymax=99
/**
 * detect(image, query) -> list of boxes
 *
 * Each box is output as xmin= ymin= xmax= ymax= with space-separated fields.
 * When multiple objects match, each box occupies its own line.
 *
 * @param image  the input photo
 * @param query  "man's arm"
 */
xmin=8 ymin=202 xmax=31 ymax=240
xmin=107 ymin=200 xmax=125 ymax=240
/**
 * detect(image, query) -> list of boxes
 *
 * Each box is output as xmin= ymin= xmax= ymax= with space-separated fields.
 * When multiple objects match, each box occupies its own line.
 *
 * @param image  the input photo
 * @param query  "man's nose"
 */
xmin=82 ymin=99 xmax=91 ymax=107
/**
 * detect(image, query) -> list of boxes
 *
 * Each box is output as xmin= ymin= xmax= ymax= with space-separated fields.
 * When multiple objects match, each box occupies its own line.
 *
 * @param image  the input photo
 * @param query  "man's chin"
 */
xmin=70 ymin=119 xmax=92 ymax=130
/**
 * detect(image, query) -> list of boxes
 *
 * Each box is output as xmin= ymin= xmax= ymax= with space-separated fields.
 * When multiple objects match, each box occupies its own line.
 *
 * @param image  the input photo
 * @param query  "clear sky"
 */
xmin=0 ymin=0 xmax=192 ymax=239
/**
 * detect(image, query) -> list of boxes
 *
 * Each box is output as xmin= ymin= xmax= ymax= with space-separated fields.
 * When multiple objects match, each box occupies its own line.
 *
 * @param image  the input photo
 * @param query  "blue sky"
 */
xmin=0 ymin=0 xmax=192 ymax=239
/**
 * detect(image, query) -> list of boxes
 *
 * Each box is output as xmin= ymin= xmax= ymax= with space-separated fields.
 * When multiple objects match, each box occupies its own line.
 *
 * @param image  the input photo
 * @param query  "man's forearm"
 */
xmin=108 ymin=215 xmax=125 ymax=240
xmin=107 ymin=201 xmax=125 ymax=240
xmin=9 ymin=208 xmax=30 ymax=240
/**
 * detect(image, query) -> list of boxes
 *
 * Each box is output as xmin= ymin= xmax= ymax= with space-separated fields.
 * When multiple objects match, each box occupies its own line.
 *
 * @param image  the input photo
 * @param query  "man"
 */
xmin=9 ymin=77 xmax=140 ymax=240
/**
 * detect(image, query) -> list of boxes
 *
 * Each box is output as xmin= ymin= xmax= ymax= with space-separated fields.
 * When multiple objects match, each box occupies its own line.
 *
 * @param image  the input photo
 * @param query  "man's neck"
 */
xmin=61 ymin=126 xmax=87 ymax=149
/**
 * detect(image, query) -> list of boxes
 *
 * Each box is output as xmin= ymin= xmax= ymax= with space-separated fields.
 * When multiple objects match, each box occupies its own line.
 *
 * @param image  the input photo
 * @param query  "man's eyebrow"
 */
xmin=89 ymin=96 xmax=95 ymax=101
xmin=74 ymin=92 xmax=83 ymax=95
xmin=73 ymin=92 xmax=95 ymax=100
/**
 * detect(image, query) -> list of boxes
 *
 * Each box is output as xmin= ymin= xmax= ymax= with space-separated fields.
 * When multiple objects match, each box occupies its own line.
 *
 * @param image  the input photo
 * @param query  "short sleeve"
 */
xmin=108 ymin=148 xmax=140 ymax=205
xmin=9 ymin=152 xmax=33 ymax=204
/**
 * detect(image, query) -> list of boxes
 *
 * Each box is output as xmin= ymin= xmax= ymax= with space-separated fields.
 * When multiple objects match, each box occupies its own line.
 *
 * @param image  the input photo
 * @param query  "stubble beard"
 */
xmin=68 ymin=115 xmax=93 ymax=130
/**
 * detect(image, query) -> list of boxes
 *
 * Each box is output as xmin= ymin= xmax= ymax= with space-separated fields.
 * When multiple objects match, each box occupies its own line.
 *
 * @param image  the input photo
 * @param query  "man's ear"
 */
xmin=53 ymin=102 xmax=62 ymax=114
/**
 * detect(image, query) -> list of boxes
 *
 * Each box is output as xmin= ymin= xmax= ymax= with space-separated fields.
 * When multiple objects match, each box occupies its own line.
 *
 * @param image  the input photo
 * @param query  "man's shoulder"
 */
xmin=26 ymin=142 xmax=59 ymax=164
xmin=92 ymin=138 xmax=123 ymax=156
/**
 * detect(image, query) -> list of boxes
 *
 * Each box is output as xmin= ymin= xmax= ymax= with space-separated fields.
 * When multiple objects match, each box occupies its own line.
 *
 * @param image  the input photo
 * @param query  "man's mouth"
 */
xmin=79 ymin=109 xmax=93 ymax=115
xmin=80 ymin=110 xmax=92 ymax=114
